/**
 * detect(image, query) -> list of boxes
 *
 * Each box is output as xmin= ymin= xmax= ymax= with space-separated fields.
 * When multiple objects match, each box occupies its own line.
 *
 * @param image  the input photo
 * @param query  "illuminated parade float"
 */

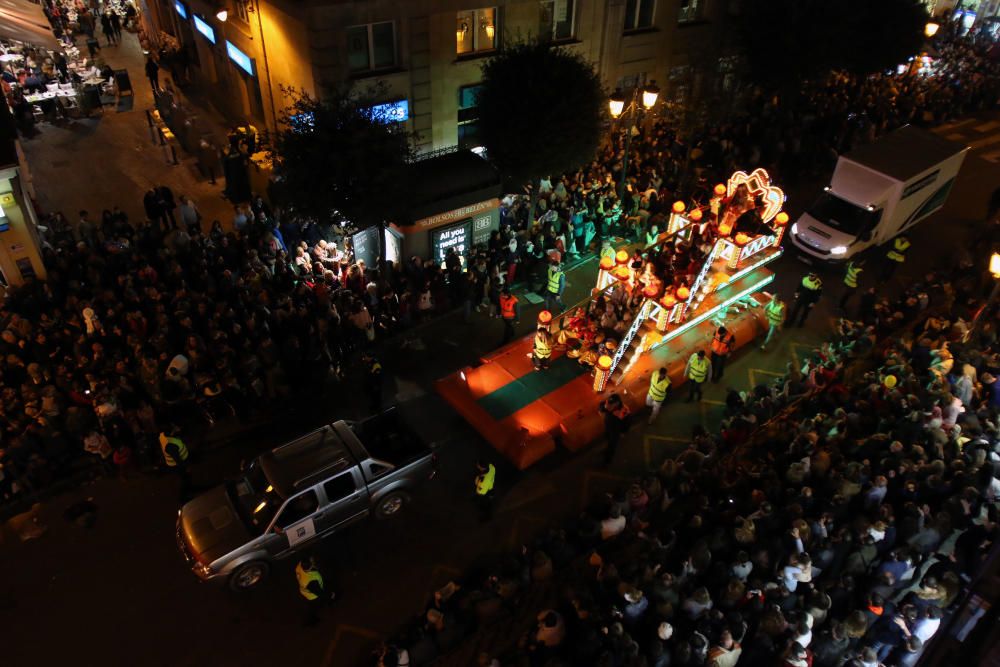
xmin=437 ymin=169 xmax=788 ymax=469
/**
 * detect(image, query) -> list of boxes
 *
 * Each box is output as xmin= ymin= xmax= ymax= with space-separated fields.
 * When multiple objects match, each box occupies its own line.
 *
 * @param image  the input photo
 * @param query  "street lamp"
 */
xmin=968 ymin=251 xmax=1000 ymax=341
xmin=609 ymin=81 xmax=660 ymax=198
xmin=216 ymin=8 xmax=228 ymax=21
xmin=925 ymin=21 xmax=940 ymax=38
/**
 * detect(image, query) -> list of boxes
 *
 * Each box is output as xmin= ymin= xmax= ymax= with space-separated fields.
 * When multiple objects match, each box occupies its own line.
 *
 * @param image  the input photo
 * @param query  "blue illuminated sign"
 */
xmin=370 ymin=99 xmax=409 ymax=123
xmin=226 ymin=41 xmax=254 ymax=76
xmin=174 ymin=1 xmax=188 ymax=18
xmin=193 ymin=15 xmax=216 ymax=43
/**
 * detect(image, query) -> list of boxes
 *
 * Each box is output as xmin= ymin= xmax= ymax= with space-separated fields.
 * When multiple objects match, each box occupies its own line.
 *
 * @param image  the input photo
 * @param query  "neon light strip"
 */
xmin=718 ymin=249 xmax=782 ymax=290
xmin=650 ymin=273 xmax=775 ymax=349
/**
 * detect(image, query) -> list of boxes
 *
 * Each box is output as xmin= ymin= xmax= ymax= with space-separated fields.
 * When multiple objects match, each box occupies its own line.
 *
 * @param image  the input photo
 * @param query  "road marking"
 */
xmin=322 ymin=624 xmax=381 ymax=667
xmin=789 ymin=341 xmax=812 ymax=369
xmin=982 ymin=148 xmax=1000 ymax=163
xmin=968 ymin=133 xmax=1000 ymax=150
xmin=508 ymin=515 xmax=547 ymax=548
xmin=643 ymin=434 xmax=689 ymax=467
xmin=974 ymin=120 xmax=1000 ymax=133
xmin=748 ymin=367 xmax=783 ymax=388
xmin=580 ymin=469 xmax=627 ymax=509
xmin=945 ymin=133 xmax=967 ymax=141
xmin=936 ymin=118 xmax=976 ymax=132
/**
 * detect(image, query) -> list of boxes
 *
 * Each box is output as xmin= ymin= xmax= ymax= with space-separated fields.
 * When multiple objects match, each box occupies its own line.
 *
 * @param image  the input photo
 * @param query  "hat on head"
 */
xmin=657 ymin=622 xmax=673 ymax=640
xmin=883 ymin=375 xmax=897 ymax=389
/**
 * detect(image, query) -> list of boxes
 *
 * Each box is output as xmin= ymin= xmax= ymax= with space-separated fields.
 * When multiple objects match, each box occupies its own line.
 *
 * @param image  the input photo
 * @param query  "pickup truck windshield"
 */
xmin=807 ymin=192 xmax=880 ymax=236
xmin=229 ymin=465 xmax=282 ymax=535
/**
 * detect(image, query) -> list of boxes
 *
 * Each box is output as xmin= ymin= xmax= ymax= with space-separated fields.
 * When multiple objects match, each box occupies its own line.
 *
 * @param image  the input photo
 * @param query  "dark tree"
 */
xmin=476 ymin=40 xmax=605 ymax=218
xmin=270 ymin=87 xmax=415 ymax=238
xmin=739 ymin=0 xmax=928 ymax=88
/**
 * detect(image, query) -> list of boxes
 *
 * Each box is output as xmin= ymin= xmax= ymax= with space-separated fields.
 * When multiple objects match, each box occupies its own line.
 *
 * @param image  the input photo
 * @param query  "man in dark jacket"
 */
xmin=599 ymin=393 xmax=630 ymax=466
xmin=156 ymin=185 xmax=178 ymax=229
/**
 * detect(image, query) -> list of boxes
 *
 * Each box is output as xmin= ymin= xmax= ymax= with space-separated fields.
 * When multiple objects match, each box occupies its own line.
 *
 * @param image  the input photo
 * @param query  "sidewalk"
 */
xmin=19 ymin=30 xmax=233 ymax=228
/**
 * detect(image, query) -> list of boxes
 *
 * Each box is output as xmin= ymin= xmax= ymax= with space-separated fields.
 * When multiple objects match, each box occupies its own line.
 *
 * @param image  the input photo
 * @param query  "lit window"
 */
xmin=347 ymin=21 xmax=396 ymax=73
xmin=539 ymin=0 xmax=575 ymax=41
xmin=457 ymin=8 xmax=497 ymax=55
xmin=678 ymin=0 xmax=704 ymax=22
xmin=624 ymin=0 xmax=656 ymax=31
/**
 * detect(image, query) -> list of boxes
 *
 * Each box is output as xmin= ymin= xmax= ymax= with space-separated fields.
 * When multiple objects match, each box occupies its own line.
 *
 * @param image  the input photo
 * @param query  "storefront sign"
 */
xmin=411 ymin=199 xmax=499 ymax=232
xmin=193 ymin=15 xmax=216 ymax=43
xmin=432 ymin=221 xmax=471 ymax=266
xmin=472 ymin=214 xmax=493 ymax=245
xmin=226 ymin=41 xmax=255 ymax=76
xmin=351 ymin=226 xmax=379 ymax=267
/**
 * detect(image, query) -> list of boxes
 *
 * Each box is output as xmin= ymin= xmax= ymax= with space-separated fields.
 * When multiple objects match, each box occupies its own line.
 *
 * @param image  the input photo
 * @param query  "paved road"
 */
xmin=5 ymin=103 xmax=1000 ymax=666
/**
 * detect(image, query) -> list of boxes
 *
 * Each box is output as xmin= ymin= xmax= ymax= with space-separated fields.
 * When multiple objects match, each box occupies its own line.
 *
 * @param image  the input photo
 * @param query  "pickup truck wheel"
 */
xmin=229 ymin=561 xmax=269 ymax=592
xmin=376 ymin=491 xmax=410 ymax=519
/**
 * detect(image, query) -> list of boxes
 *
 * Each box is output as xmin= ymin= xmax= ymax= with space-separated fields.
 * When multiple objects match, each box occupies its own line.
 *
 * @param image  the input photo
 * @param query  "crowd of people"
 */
xmin=490 ymin=13 xmax=1000 ymax=278
xmin=0 ymin=185 xmax=498 ymax=503
xmin=378 ymin=258 xmax=1000 ymax=666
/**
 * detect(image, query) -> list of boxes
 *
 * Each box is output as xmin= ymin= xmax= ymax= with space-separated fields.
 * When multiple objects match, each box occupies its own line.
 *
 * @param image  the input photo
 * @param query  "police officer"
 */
xmin=646 ymin=367 xmax=671 ymax=424
xmin=599 ymin=392 xmax=631 ymax=465
xmin=840 ymin=259 xmax=864 ymax=312
xmin=760 ymin=294 xmax=786 ymax=352
xmin=474 ymin=460 xmax=496 ymax=521
xmin=883 ymin=235 xmax=910 ymax=280
xmin=498 ymin=287 xmax=520 ymax=345
xmin=788 ymin=272 xmax=823 ymax=328
xmin=710 ymin=325 xmax=736 ymax=382
xmin=296 ymin=555 xmax=336 ymax=626
xmin=544 ymin=253 xmax=565 ymax=314
xmin=159 ymin=427 xmax=190 ymax=496
xmin=532 ymin=326 xmax=553 ymax=370
xmin=685 ymin=350 xmax=711 ymax=402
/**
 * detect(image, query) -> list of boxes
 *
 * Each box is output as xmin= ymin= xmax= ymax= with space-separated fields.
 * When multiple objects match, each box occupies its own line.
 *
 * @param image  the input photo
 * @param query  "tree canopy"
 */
xmin=476 ymin=41 xmax=605 ymax=190
xmin=739 ymin=0 xmax=928 ymax=88
xmin=269 ymin=88 xmax=415 ymax=229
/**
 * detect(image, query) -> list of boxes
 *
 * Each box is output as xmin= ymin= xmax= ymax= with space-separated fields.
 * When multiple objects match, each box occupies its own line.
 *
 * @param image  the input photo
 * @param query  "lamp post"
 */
xmin=609 ymin=81 xmax=659 ymax=200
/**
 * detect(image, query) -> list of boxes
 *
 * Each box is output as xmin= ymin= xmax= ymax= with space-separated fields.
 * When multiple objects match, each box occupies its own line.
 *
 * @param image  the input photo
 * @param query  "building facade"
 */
xmin=148 ymin=0 xmax=739 ymax=152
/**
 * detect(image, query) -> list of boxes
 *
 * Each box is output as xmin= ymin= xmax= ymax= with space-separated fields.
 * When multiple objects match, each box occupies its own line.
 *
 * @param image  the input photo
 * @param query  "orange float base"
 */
xmin=436 ymin=291 xmax=776 ymax=470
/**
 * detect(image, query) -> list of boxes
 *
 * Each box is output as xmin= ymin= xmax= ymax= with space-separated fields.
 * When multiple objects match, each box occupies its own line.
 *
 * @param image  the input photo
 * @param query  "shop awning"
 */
xmin=0 ymin=0 xmax=62 ymax=51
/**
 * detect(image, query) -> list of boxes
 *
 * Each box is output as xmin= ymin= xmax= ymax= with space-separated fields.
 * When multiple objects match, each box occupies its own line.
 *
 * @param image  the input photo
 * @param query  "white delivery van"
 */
xmin=791 ymin=125 xmax=967 ymax=261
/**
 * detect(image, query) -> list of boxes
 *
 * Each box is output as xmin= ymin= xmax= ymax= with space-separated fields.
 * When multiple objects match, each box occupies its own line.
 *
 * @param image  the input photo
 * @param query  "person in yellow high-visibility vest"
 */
xmin=159 ymin=429 xmax=191 ymax=497
xmin=296 ymin=555 xmax=336 ymax=626
xmin=760 ymin=295 xmax=786 ymax=352
xmin=532 ymin=327 xmax=553 ymax=370
xmin=474 ymin=460 xmax=496 ymax=521
xmin=882 ymin=235 xmax=910 ymax=280
xmin=685 ymin=350 xmax=711 ymax=403
xmin=839 ymin=259 xmax=864 ymax=312
xmin=646 ymin=367 xmax=671 ymax=424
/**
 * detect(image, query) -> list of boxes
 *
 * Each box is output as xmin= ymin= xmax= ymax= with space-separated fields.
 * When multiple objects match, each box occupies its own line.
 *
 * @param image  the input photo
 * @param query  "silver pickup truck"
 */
xmin=176 ymin=409 xmax=437 ymax=590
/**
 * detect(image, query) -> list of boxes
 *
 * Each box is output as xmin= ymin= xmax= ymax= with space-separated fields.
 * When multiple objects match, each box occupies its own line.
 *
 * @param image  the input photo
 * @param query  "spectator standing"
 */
xmin=599 ymin=392 xmax=630 ymax=465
